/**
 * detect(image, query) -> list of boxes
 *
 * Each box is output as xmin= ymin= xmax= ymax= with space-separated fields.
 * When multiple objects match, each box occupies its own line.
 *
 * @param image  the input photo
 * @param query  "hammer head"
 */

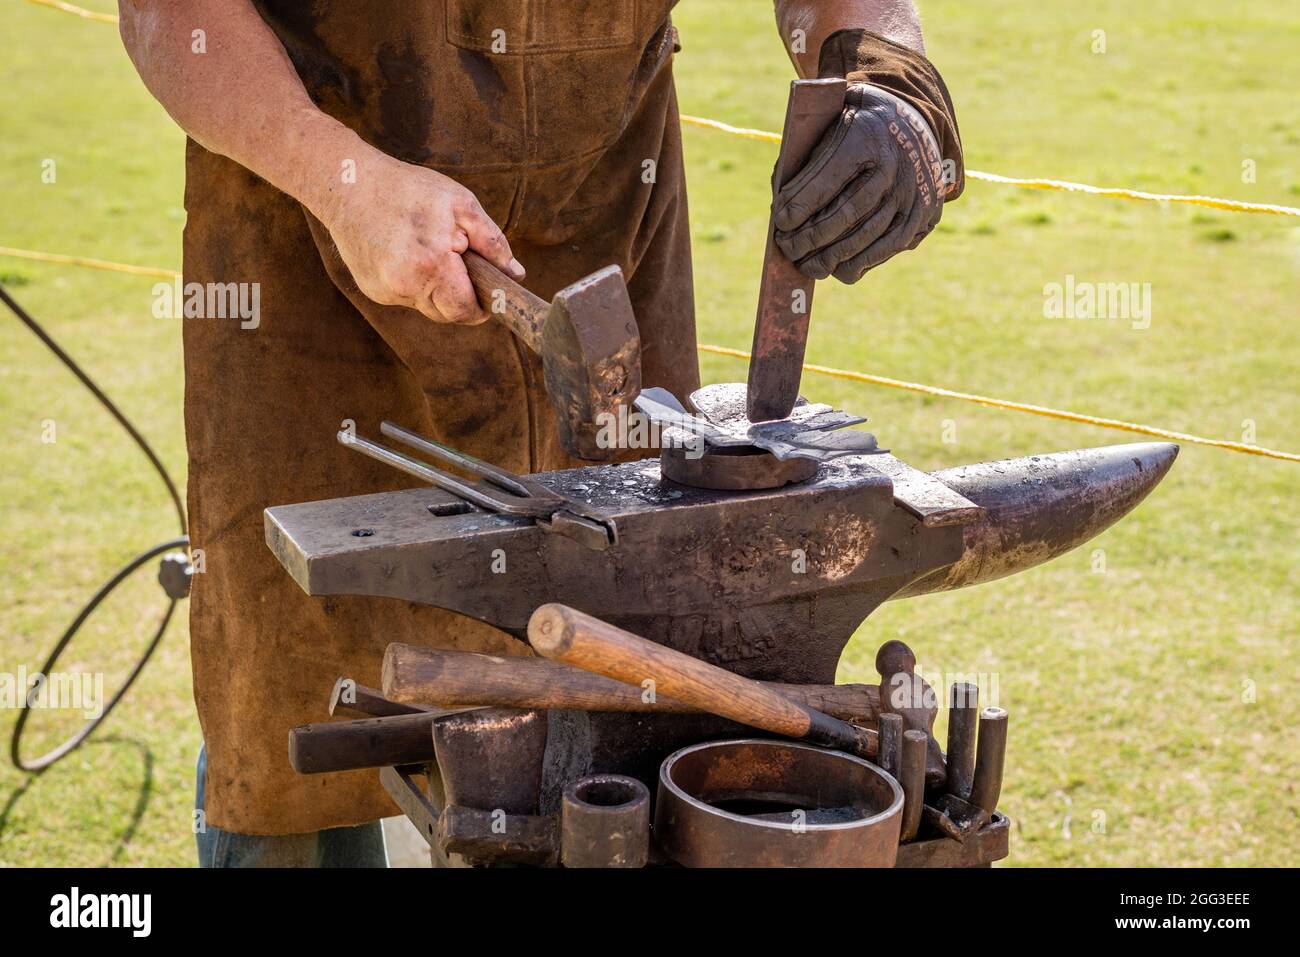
xmin=543 ymin=265 xmax=642 ymax=461
xmin=876 ymin=640 xmax=947 ymax=789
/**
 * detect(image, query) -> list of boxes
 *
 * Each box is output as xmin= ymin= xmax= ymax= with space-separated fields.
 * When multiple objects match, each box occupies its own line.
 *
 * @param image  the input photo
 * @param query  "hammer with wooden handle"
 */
xmin=876 ymin=640 xmax=946 ymax=788
xmin=382 ymin=642 xmax=880 ymax=724
xmin=528 ymin=603 xmax=887 ymax=763
xmin=463 ymin=251 xmax=640 ymax=461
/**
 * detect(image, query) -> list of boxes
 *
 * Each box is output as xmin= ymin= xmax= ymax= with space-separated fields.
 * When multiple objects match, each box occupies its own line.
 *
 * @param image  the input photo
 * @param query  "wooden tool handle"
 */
xmin=383 ymin=643 xmax=880 ymax=722
xmin=329 ymin=676 xmax=430 ymax=718
xmin=385 ymin=643 xmax=666 ymax=713
xmin=463 ymin=250 xmax=547 ymax=352
xmin=528 ymin=604 xmax=875 ymax=758
xmin=289 ymin=713 xmax=440 ymax=774
xmin=765 ymin=682 xmax=879 ymax=724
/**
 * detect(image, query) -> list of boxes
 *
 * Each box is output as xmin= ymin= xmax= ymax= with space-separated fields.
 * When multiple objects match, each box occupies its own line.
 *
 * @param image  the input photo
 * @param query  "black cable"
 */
xmin=0 ymin=284 xmax=186 ymax=536
xmin=2 ymin=282 xmax=189 ymax=772
xmin=10 ymin=537 xmax=188 ymax=772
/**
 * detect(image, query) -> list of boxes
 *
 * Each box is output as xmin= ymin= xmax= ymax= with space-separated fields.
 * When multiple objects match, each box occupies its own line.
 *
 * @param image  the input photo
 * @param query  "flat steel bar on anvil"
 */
xmin=265 ymin=439 xmax=1176 ymax=789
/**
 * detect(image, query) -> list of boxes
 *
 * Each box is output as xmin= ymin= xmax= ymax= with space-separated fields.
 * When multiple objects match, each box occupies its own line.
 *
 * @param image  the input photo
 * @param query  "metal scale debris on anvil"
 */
xmin=267 ymin=80 xmax=1177 ymax=867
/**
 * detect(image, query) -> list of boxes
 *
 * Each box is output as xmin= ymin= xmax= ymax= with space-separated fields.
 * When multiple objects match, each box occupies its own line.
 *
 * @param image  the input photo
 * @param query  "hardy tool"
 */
xmin=970 ymin=706 xmax=1009 ymax=813
xmin=746 ymin=78 xmax=849 ymax=422
xmin=911 ymin=692 xmax=1011 ymax=843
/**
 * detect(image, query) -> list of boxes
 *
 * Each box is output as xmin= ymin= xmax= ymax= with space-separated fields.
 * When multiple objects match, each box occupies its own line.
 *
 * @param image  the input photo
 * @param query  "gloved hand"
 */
xmin=773 ymin=84 xmax=948 ymax=284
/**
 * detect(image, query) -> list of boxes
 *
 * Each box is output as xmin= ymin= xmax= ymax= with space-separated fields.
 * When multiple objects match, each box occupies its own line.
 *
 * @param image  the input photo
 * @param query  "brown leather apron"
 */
xmin=183 ymin=0 xmax=698 ymax=834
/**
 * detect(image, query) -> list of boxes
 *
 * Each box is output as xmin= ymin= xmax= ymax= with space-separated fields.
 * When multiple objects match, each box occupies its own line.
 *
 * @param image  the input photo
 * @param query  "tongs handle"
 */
xmin=338 ymin=422 xmax=616 ymax=550
xmin=380 ymin=421 xmax=537 ymax=499
xmin=338 ymin=430 xmax=546 ymax=517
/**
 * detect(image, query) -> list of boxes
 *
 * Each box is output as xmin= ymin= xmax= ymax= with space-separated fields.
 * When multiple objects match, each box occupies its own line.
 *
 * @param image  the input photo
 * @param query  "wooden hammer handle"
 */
xmin=386 ymin=643 xmax=662 ymax=713
xmin=527 ymin=604 xmax=876 ymax=758
xmin=463 ymin=250 xmax=547 ymax=352
xmin=329 ymin=676 xmax=430 ymax=718
xmin=383 ymin=643 xmax=879 ymax=723
xmin=289 ymin=712 xmax=439 ymax=774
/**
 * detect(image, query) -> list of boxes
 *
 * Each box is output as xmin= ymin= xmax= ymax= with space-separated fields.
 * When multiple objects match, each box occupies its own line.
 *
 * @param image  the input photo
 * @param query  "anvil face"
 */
xmin=266 ymin=455 xmax=970 ymax=684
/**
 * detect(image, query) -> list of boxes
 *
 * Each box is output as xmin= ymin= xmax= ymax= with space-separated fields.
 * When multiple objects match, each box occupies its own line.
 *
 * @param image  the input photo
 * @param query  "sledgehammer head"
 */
xmin=544 ymin=265 xmax=642 ymax=461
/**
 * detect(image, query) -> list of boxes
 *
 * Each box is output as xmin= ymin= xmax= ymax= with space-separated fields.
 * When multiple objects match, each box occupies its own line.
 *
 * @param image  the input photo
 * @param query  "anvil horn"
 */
xmin=894 ymin=442 xmax=1178 ymax=599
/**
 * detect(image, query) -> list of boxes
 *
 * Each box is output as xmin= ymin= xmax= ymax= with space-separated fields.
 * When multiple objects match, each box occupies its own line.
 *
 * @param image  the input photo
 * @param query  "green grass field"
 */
xmin=1 ymin=0 xmax=1296 ymax=867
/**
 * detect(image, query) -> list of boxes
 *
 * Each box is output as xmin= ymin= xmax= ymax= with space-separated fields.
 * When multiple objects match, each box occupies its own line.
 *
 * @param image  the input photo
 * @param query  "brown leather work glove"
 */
xmin=774 ymin=30 xmax=964 ymax=283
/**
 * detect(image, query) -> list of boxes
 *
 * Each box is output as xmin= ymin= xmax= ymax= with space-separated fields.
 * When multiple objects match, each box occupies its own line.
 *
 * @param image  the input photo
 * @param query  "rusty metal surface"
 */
xmin=265 ymin=450 xmax=918 ymax=681
xmin=894 ymin=812 xmax=1010 ymax=868
xmin=898 ymin=729 xmax=927 ymax=841
xmin=644 ymin=382 xmax=876 ymax=491
xmin=463 ymin=251 xmax=640 ymax=462
xmin=931 ymin=792 xmax=992 ymax=839
xmin=544 ymin=265 xmax=642 ymax=461
xmin=747 ymin=79 xmax=849 ymax=422
xmin=380 ymin=764 xmax=439 ymax=850
xmin=342 ymin=421 xmax=616 ymax=550
xmin=970 ymin=706 xmax=1009 ymax=813
xmin=560 ymin=774 xmax=650 ymax=868
xmin=895 ymin=443 xmax=1179 ymax=598
xmin=877 ymin=712 xmax=903 ymax=779
xmin=438 ymin=805 xmax=560 ymax=867
xmin=945 ymin=682 xmax=979 ymax=800
xmin=431 ymin=707 xmax=547 ymax=814
xmin=868 ymin=453 xmax=984 ymax=527
xmin=691 ymin=383 xmax=880 ymax=458
xmin=267 ymin=444 xmax=1176 ymax=647
xmin=660 ymin=438 xmax=819 ymax=490
xmin=385 ymin=759 xmax=1012 ymax=869
xmin=288 ymin=712 xmax=440 ymax=774
xmin=876 ymin=639 xmax=945 ymax=786
xmin=654 ymin=738 xmax=902 ymax=867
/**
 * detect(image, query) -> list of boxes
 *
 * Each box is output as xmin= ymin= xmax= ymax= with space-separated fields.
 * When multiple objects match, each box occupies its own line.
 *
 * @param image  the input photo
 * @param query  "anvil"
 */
xmin=265 ymin=415 xmax=1176 ymax=786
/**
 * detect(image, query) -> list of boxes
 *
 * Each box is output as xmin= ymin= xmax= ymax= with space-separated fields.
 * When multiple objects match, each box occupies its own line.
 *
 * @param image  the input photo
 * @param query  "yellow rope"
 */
xmin=0 ymin=246 xmax=177 ymax=278
xmin=24 ymin=0 xmax=117 ymax=24
xmin=680 ymin=115 xmax=1300 ymax=218
xmin=3 ymin=244 xmax=1293 ymax=462
xmin=698 ymin=344 xmax=1300 ymax=463
xmin=11 ymin=0 xmax=1298 ymax=463
xmin=25 ymin=0 xmax=1299 ymax=218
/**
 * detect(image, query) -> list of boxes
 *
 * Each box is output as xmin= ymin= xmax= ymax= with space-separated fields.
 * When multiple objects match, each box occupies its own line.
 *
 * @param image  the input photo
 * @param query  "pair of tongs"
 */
xmin=339 ymin=422 xmax=616 ymax=551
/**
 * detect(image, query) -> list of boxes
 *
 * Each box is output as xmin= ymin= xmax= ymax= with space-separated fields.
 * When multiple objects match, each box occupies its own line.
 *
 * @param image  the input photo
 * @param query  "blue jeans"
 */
xmin=195 ymin=745 xmax=388 ymax=868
